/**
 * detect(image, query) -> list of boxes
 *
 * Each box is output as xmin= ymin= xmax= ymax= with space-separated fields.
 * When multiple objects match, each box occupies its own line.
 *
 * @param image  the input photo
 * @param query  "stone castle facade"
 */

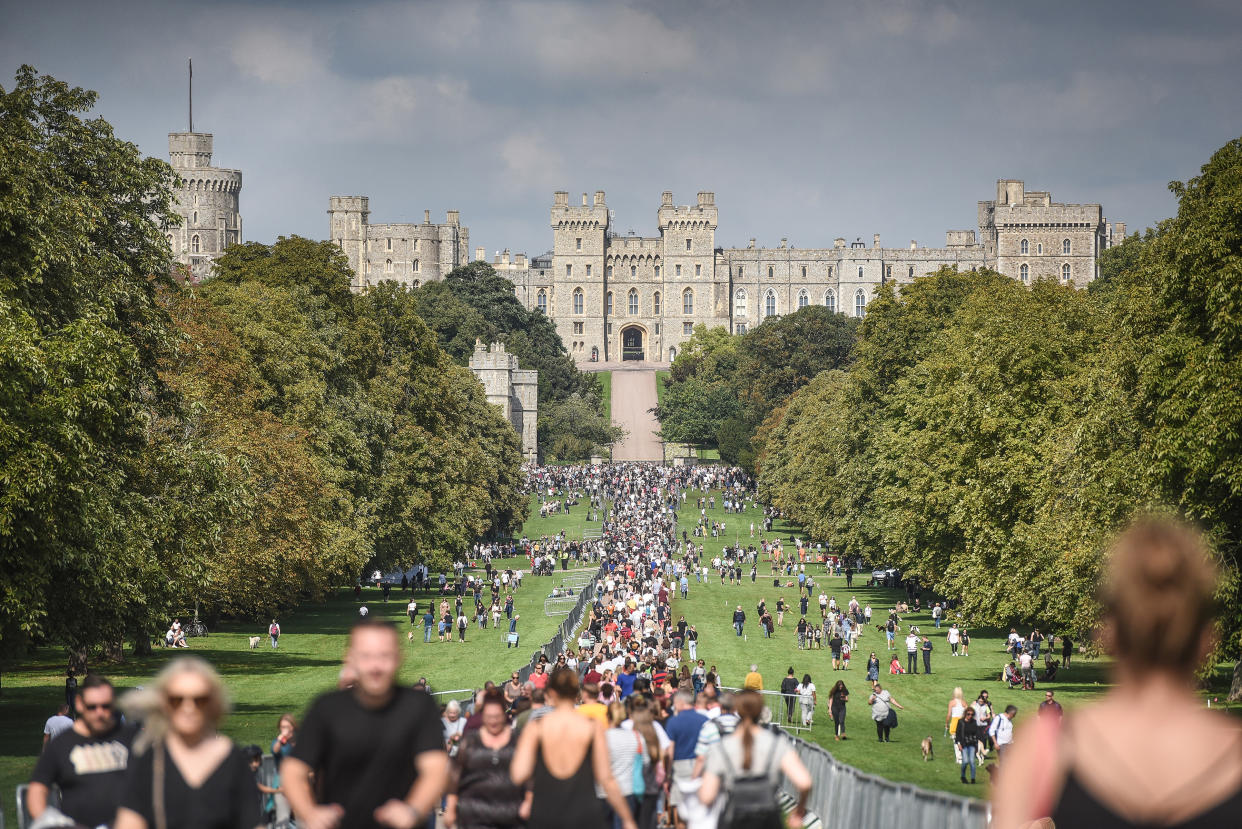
xmin=468 ymin=341 xmax=538 ymax=460
xmin=329 ymin=197 xmax=470 ymax=293
xmin=166 ymin=132 xmax=243 ymax=281
xmin=489 ymin=180 xmax=1124 ymax=364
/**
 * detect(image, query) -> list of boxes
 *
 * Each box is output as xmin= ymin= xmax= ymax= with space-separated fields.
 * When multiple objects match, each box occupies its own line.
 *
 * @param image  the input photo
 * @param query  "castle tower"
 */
xmin=329 ymin=196 xmax=370 ymax=291
xmin=469 ymin=340 xmax=538 ymax=460
xmin=550 ymin=191 xmax=609 ymax=357
xmin=167 ymin=131 xmax=242 ymax=281
xmin=659 ymin=192 xmax=718 ymax=359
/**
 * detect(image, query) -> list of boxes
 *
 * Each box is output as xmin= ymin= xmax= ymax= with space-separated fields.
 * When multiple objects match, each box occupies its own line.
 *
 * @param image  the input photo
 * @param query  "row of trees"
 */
xmin=0 ymin=68 xmax=528 ymax=668
xmin=654 ymin=306 xmax=858 ymax=468
xmin=410 ymin=262 xmax=622 ymax=462
xmin=756 ymin=138 xmax=1242 ymax=689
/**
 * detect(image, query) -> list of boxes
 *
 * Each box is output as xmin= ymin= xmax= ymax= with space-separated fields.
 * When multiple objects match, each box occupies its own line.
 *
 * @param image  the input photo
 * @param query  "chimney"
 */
xmin=697 ymin=191 xmax=714 ymax=206
xmin=780 ymin=238 xmax=787 ymax=249
xmin=447 ymin=210 xmax=459 ymax=225
xmin=834 ymin=238 xmax=845 ymax=249
xmin=873 ymin=233 xmax=881 ymax=249
xmin=594 ymin=190 xmax=605 ymax=206
xmin=554 ymin=191 xmax=569 ymax=206
xmin=502 ymin=250 xmax=510 ymax=265
xmin=662 ymin=191 xmax=673 ymax=206
xmin=424 ymin=210 xmax=431 ymax=224
xmin=910 ymin=240 xmax=917 ymax=250
xmin=748 ymin=238 xmax=755 ymax=249
xmin=582 ymin=193 xmax=588 ymax=206
xmin=516 ymin=253 xmax=527 ymax=267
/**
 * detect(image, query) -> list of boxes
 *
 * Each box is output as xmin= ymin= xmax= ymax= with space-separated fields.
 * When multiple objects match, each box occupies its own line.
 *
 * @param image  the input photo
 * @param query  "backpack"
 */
xmin=717 ymin=737 xmax=783 ymax=829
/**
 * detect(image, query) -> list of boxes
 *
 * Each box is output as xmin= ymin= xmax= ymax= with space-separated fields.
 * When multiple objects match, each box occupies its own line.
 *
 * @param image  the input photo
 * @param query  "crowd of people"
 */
xmin=27 ymin=464 xmax=1241 ymax=829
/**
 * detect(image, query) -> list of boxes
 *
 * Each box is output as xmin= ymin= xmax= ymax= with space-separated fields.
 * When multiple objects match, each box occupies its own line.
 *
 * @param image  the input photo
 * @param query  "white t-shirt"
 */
xmin=948 ymin=628 xmax=960 ymax=644
xmin=44 ymin=714 xmax=74 ymax=739
xmin=622 ymin=719 xmax=671 ymax=752
xmin=905 ymin=634 xmax=919 ymax=652
xmin=797 ymin=682 xmax=816 ymax=704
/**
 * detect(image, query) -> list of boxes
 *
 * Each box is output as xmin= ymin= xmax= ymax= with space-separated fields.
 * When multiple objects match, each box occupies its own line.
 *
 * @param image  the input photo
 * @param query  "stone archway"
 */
xmin=621 ymin=325 xmax=645 ymax=361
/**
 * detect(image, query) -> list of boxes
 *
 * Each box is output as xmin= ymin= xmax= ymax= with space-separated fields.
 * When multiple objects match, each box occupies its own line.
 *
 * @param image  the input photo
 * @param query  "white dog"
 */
xmin=248 ymin=636 xmax=261 ymax=649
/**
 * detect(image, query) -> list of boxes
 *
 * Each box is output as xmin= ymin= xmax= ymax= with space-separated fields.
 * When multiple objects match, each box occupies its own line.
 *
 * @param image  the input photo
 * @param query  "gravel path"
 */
xmin=610 ymin=369 xmax=663 ymax=460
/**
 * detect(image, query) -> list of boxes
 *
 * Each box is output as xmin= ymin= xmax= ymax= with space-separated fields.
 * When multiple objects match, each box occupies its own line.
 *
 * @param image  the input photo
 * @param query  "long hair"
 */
xmin=627 ymin=696 xmax=661 ymax=764
xmin=121 ymin=656 xmax=229 ymax=754
xmin=735 ymin=690 xmax=765 ymax=770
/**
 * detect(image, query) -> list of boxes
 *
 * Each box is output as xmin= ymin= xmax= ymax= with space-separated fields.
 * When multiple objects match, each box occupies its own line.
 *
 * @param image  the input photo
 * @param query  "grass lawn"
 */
xmin=598 ymin=371 xmax=613 ymax=422
xmin=655 ymin=369 xmax=670 ymax=407
xmin=667 ymin=488 xmax=1241 ymax=799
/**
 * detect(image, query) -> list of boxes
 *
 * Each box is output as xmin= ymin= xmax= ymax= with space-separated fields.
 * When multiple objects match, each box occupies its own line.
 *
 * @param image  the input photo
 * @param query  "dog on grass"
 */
xmin=407 ymin=630 xmax=415 ymax=643
xmin=921 ymin=736 xmax=934 ymax=761
xmin=248 ymin=636 xmax=261 ymax=649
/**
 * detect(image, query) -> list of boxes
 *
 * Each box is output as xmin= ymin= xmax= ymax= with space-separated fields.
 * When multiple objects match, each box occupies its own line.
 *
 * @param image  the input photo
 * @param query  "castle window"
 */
xmin=573 ymin=287 xmax=584 ymax=315
xmin=1037 ymin=243 xmax=1043 ymax=254
xmin=191 ymin=234 xmax=200 ymax=253
xmin=695 ymin=264 xmax=702 ymax=276
xmin=686 ymin=238 xmax=692 ymax=251
xmin=1020 ymin=238 xmax=1029 ymax=254
xmin=385 ymin=259 xmax=393 ymax=274
xmin=1062 ymin=263 xmax=1071 ymax=283
xmin=628 ymin=288 xmax=639 ymax=315
xmin=764 ymin=290 xmax=777 ymax=318
xmin=576 ymin=237 xmax=582 ymax=251
xmin=412 ymin=280 xmax=420 ymax=289
xmin=566 ymin=264 xmax=572 ymax=277
xmin=1020 ymin=263 xmax=1029 ymax=284
xmin=768 ymin=266 xmax=773 ymax=278
xmin=365 ymin=261 xmax=370 ymax=274
xmin=413 ymin=240 xmax=418 ymax=251
xmin=737 ymin=267 xmax=743 ymax=278
xmin=909 ymin=266 xmax=914 ymax=278
xmin=1063 ymin=239 xmax=1071 ymax=255
xmin=655 ymin=323 xmax=661 ymax=335
xmin=653 ymin=291 xmax=662 ymax=315
xmin=675 ymin=264 xmax=682 ymax=277
xmin=735 ymin=323 xmax=747 ymax=335
xmin=734 ymin=289 xmax=748 ymax=318
xmin=668 ymin=347 xmax=676 ymax=360
xmin=607 ymin=323 xmax=613 ymax=335
xmin=858 ymin=266 xmax=863 ymax=279
xmin=854 ymin=289 xmax=866 ymax=318
xmin=413 ymin=259 xmax=420 ymax=272
xmin=798 ymin=289 xmax=809 ymax=309
xmin=801 ymin=266 xmax=807 ymax=278
xmin=386 ymin=238 xmax=392 ymax=251
xmin=586 ymin=264 xmax=592 ymax=276
xmin=631 ymin=265 xmax=637 ymax=278
xmin=828 ymin=266 xmax=833 ymax=279
xmin=683 ymin=322 xmax=693 ymax=335
xmin=825 ymin=289 xmax=835 ymax=313
xmin=682 ymin=288 xmax=694 ymax=315
xmin=654 ymin=265 xmax=660 ymax=277
xmin=536 ymin=289 xmax=548 ymax=313
xmin=606 ymin=266 xmax=613 ymax=277
xmin=573 ymin=321 xmax=584 ymax=334
xmin=192 ymin=211 xmax=197 ymax=225
xmin=606 ymin=292 xmax=613 ymax=315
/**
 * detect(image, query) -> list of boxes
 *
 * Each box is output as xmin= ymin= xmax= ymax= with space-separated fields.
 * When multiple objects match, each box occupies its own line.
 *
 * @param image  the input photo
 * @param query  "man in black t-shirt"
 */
xmin=284 ymin=620 xmax=449 ymax=829
xmin=29 ymin=673 xmax=136 ymax=828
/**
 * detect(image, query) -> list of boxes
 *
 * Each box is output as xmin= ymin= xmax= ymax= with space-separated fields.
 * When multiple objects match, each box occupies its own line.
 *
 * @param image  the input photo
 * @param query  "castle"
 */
xmin=328 ymin=197 xmax=470 ymax=293
xmin=483 ymin=181 xmax=1125 ymax=364
xmin=166 ymin=131 xmax=243 ymax=281
xmin=468 ymin=341 xmax=538 ymax=460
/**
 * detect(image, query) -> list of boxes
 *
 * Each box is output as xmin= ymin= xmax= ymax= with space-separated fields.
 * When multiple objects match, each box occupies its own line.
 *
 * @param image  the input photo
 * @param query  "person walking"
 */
xmin=732 ymin=606 xmax=746 ymax=637
xmin=114 ymin=657 xmax=261 ymax=829
xmin=904 ymin=630 xmax=920 ymax=674
xmin=780 ymin=668 xmax=799 ymax=724
xmin=865 ymin=652 xmax=880 ymax=683
xmin=869 ymin=684 xmax=904 ymax=743
xmin=511 ymin=667 xmax=636 ymax=829
xmin=269 ymin=619 xmax=281 ymax=649
xmin=946 ymin=687 xmax=967 ymax=763
xmin=796 ymin=674 xmax=817 ymax=728
xmin=444 ymin=692 xmax=528 ymax=829
xmin=828 ymin=680 xmax=849 ymax=741
xmin=947 ymin=623 xmax=960 ymax=656
xmin=283 ymin=619 xmax=449 ymax=829
xmin=954 ymin=707 xmax=980 ymax=784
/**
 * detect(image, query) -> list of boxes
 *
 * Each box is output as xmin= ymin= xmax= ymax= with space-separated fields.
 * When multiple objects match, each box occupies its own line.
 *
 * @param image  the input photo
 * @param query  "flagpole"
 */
xmin=188 ymin=58 xmax=193 ymax=133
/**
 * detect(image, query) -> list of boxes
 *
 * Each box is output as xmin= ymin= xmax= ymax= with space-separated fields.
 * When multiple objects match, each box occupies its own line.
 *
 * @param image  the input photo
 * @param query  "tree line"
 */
xmin=0 ymin=68 xmax=530 ymax=668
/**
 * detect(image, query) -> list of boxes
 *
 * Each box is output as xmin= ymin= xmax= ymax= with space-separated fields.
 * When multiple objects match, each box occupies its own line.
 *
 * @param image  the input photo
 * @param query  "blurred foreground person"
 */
xmin=283 ymin=619 xmax=449 ymax=829
xmin=115 ymin=657 xmax=261 ymax=829
xmin=992 ymin=519 xmax=1242 ymax=828
xmin=510 ymin=667 xmax=636 ymax=829
xmin=699 ymin=690 xmax=812 ymax=829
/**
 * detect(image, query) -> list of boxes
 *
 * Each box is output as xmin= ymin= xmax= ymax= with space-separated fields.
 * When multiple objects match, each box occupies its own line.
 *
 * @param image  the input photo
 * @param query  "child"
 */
xmin=842 ymin=643 xmax=851 ymax=670
xmin=889 ymin=654 xmax=904 ymax=674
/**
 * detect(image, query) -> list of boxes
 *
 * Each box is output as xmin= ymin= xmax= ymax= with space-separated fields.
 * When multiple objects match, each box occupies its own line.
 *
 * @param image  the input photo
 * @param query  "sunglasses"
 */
xmin=167 ymin=694 xmax=212 ymax=710
xmin=83 ymin=702 xmax=113 ymax=712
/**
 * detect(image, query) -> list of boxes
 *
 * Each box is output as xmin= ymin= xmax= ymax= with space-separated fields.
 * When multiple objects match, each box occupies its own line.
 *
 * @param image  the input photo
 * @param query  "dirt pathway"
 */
xmin=610 ymin=369 xmax=663 ymax=461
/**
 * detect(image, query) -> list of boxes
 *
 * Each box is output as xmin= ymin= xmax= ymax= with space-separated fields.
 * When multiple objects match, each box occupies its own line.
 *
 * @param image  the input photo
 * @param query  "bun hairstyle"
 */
xmin=1102 ymin=518 xmax=1218 ymax=672
xmin=547 ymin=665 xmax=580 ymax=701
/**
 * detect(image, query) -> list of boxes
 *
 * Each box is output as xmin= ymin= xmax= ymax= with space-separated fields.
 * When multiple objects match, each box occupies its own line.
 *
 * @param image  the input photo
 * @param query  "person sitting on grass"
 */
xmin=889 ymin=655 xmax=904 ymax=675
xmin=1002 ymin=661 xmax=1021 ymax=689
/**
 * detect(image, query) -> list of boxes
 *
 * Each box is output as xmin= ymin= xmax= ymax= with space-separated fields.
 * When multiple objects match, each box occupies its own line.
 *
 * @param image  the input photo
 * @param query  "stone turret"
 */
xmin=469 ymin=341 xmax=538 ymax=460
xmin=167 ymin=131 xmax=243 ymax=281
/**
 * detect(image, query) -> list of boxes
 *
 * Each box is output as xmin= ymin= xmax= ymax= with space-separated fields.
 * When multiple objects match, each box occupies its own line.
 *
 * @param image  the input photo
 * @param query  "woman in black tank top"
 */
xmin=990 ymin=520 xmax=1242 ymax=828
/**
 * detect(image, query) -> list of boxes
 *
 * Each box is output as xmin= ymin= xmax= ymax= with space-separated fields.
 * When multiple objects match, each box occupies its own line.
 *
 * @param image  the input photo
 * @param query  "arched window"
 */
xmin=857 ymin=266 xmax=863 ymax=279
xmin=764 ymin=290 xmax=777 ymax=318
xmin=654 ymin=265 xmax=660 ymax=277
xmin=386 ymin=238 xmax=392 ymax=251
xmin=385 ymin=259 xmax=393 ymax=274
xmin=1062 ymin=263 xmax=1071 ymax=283
xmin=591 ymin=346 xmax=599 ymax=361
xmin=192 ymin=211 xmax=198 ymax=225
xmin=573 ymin=287 xmax=584 ymax=315
xmin=536 ymin=289 xmax=547 ymax=313
xmin=669 ymin=347 xmax=677 ymax=361
xmin=606 ymin=265 xmax=613 ymax=277
xmin=768 ymin=266 xmax=774 ymax=278
xmin=628 ymin=288 xmax=639 ymax=315
xmin=735 ymin=323 xmax=747 ymax=335
xmin=630 ymin=265 xmax=637 ymax=278
xmin=1020 ymin=238 xmax=1029 ymax=254
xmin=825 ymin=290 xmax=835 ymax=313
xmin=1020 ymin=263 xmax=1029 ymax=284
xmin=797 ymin=289 xmax=809 ymax=309
xmin=191 ymin=234 xmax=200 ymax=253
xmin=737 ymin=267 xmax=743 ymax=277
xmin=801 ymin=266 xmax=807 ymax=278
xmin=606 ymin=291 xmax=613 ymax=315
xmin=682 ymin=288 xmax=694 ymax=315
xmin=908 ymin=266 xmax=914 ymax=279
xmin=413 ymin=259 xmax=420 ymax=272
xmin=1063 ymin=239 xmax=1071 ymax=255
xmin=854 ymin=289 xmax=866 ymax=318
xmin=734 ymin=289 xmax=748 ymax=318
xmin=653 ymin=291 xmax=662 ymax=315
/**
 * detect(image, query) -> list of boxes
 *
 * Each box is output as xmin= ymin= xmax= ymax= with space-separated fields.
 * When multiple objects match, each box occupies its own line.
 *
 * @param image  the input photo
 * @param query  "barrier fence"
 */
xmin=515 ymin=563 xmax=604 ymax=685
xmin=772 ymin=726 xmax=989 ymax=829
xmin=720 ymin=686 xmax=810 ymax=733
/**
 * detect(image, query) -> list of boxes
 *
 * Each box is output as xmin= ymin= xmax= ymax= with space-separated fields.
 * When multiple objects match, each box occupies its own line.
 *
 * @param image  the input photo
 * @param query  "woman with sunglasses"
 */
xmin=116 ymin=656 xmax=262 ymax=829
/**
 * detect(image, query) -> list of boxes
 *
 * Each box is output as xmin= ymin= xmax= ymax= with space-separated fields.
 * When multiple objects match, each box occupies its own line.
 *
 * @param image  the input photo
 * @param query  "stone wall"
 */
xmin=330 ymin=199 xmax=470 ymax=293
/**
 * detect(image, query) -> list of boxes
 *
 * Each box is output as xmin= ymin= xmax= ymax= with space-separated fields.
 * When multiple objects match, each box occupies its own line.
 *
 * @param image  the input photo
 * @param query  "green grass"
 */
xmin=598 ymin=371 xmax=612 ymax=422
xmin=655 ymin=369 xmax=670 ymax=407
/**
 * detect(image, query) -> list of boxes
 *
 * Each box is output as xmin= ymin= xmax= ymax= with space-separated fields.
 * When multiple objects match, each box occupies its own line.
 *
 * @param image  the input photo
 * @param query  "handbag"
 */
xmin=885 ymin=708 xmax=898 ymax=729
xmin=631 ymin=733 xmax=646 ymax=797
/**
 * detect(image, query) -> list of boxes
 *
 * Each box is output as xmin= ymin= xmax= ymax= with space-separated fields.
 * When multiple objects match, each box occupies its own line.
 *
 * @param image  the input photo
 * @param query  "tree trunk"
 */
xmin=103 ymin=639 xmax=125 ymax=663
xmin=133 ymin=636 xmax=153 ymax=657
xmin=1229 ymin=659 xmax=1242 ymax=702
xmin=68 ymin=647 xmax=89 ymax=675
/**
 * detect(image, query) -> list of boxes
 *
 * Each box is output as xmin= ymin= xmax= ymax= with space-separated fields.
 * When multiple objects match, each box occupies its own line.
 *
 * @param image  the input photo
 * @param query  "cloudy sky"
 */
xmin=4 ymin=0 xmax=1241 ymax=254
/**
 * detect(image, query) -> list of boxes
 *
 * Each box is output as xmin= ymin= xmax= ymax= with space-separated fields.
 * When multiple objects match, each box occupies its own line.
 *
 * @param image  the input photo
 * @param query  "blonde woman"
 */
xmin=945 ymin=687 xmax=966 ymax=763
xmin=116 ymin=657 xmax=262 ymax=829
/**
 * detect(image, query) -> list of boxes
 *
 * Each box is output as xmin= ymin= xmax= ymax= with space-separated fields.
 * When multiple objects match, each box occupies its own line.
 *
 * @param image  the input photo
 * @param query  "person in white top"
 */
xmin=948 ymin=623 xmax=961 ymax=655
xmin=988 ymin=704 xmax=1016 ymax=762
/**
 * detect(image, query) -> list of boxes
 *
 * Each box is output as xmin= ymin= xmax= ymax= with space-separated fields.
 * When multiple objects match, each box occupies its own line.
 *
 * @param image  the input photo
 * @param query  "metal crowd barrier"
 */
xmin=720 ymin=686 xmax=810 ymax=733
xmin=515 ymin=563 xmax=603 ymax=685
xmin=772 ymin=727 xmax=989 ymax=829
